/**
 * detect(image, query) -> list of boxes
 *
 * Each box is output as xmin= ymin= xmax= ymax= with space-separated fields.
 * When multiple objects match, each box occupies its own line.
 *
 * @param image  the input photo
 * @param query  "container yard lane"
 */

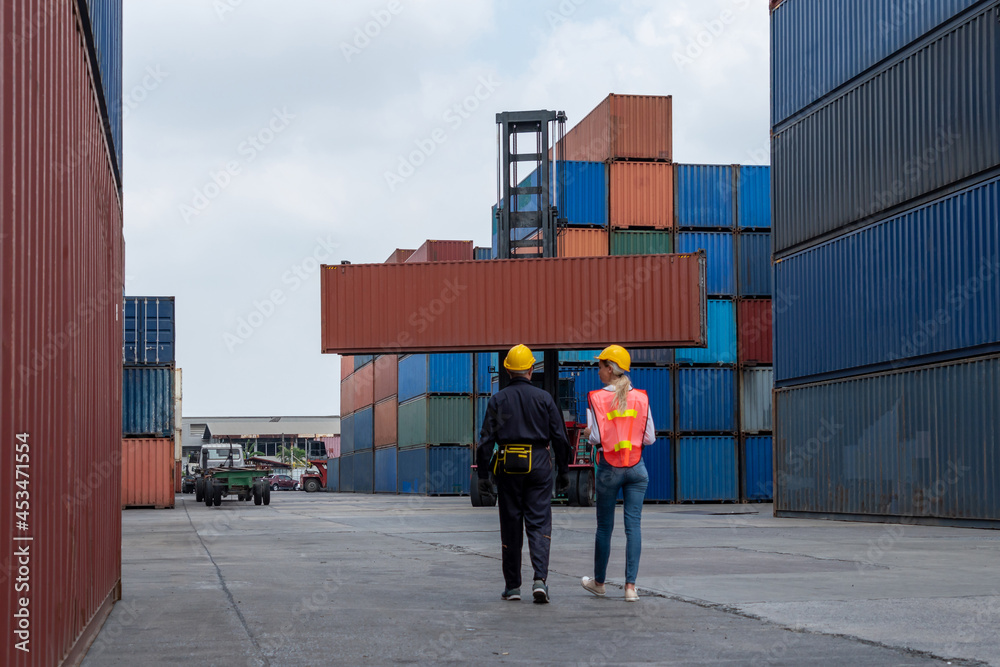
xmin=11 ymin=432 xmax=32 ymax=654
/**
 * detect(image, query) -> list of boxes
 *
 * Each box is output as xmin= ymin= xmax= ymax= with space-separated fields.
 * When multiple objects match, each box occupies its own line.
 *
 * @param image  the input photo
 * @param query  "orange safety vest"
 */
xmin=588 ymin=388 xmax=649 ymax=468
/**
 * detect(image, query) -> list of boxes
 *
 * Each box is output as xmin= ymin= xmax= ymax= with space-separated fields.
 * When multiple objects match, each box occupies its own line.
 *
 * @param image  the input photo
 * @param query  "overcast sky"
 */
xmin=122 ymin=0 xmax=770 ymax=417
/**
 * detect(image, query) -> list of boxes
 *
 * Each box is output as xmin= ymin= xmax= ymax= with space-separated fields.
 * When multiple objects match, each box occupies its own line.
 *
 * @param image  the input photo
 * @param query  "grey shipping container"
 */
xmin=122 ymin=366 xmax=174 ymax=437
xmin=774 ymin=354 xmax=1000 ymax=525
xmin=740 ymin=368 xmax=773 ymax=433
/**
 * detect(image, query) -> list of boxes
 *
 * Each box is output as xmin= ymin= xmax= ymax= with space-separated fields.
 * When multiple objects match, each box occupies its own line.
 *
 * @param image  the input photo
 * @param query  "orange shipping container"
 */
xmin=341 ymin=373 xmax=355 ymax=415
xmin=374 ymin=397 xmax=398 ymax=447
xmin=374 ymin=354 xmax=398 ymax=402
xmin=174 ymin=460 xmax=182 ymax=493
xmin=354 ymin=361 xmax=375 ymax=410
xmin=554 ymin=94 xmax=672 ymax=162
xmin=385 ymin=248 xmax=416 ymax=263
xmin=122 ymin=438 xmax=175 ymax=509
xmin=609 ymin=162 xmax=674 ymax=229
xmin=341 ymin=355 xmax=354 ymax=380
xmin=558 ymin=228 xmax=609 ymax=257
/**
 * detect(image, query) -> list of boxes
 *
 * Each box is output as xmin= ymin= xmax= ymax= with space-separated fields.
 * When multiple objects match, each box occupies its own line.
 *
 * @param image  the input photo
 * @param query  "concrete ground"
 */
xmin=81 ymin=492 xmax=1000 ymax=666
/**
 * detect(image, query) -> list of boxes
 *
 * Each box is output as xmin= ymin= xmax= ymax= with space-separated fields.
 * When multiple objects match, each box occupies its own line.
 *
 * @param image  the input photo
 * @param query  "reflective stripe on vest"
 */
xmin=589 ymin=388 xmax=648 ymax=468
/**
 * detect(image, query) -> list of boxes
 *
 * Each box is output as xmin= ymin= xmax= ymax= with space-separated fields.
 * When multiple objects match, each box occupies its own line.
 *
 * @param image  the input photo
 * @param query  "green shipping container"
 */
xmin=398 ymin=396 xmax=474 ymax=449
xmin=610 ymin=230 xmax=674 ymax=255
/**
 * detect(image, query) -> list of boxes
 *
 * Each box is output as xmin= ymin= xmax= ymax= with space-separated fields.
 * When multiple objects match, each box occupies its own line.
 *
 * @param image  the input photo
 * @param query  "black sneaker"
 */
xmin=532 ymin=579 xmax=549 ymax=603
xmin=501 ymin=588 xmax=520 ymax=601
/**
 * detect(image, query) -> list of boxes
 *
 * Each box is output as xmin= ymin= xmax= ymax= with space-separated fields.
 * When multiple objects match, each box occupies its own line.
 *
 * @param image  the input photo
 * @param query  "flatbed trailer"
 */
xmin=195 ymin=466 xmax=272 ymax=506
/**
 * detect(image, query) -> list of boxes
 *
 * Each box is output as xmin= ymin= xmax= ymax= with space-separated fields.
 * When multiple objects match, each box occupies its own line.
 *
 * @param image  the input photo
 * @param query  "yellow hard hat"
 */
xmin=503 ymin=344 xmax=535 ymax=372
xmin=596 ymin=345 xmax=631 ymax=372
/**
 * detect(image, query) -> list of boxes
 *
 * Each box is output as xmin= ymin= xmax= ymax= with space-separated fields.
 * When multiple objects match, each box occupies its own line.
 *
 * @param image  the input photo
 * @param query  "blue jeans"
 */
xmin=594 ymin=459 xmax=649 ymax=585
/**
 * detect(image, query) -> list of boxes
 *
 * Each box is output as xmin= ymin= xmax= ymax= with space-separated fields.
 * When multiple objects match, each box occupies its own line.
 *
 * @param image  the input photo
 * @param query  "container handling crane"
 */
xmin=469 ymin=109 xmax=596 ymax=508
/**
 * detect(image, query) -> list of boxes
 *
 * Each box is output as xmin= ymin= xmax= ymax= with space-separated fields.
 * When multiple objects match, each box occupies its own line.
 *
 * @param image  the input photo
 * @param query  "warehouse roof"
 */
xmin=183 ymin=416 xmax=340 ymax=442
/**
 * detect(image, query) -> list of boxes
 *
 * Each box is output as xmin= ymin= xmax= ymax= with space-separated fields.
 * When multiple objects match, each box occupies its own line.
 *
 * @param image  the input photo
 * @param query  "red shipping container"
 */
xmin=341 ymin=373 xmax=355 ymax=415
xmin=321 ymin=254 xmax=706 ymax=354
xmin=353 ymin=361 xmax=375 ymax=410
xmin=374 ymin=354 xmax=398 ymax=402
xmin=122 ymin=439 xmax=175 ymax=509
xmin=175 ymin=460 xmax=183 ymax=493
xmin=374 ymin=397 xmax=398 ymax=447
xmin=341 ymin=355 xmax=354 ymax=380
xmin=738 ymin=299 xmax=774 ymax=365
xmin=553 ymin=94 xmax=672 ymax=162
xmin=608 ymin=162 xmax=674 ymax=229
xmin=385 ymin=248 xmax=416 ymax=263
xmin=321 ymin=436 xmax=341 ymax=458
xmin=0 ymin=3 xmax=125 ymax=664
xmin=405 ymin=240 xmax=473 ymax=263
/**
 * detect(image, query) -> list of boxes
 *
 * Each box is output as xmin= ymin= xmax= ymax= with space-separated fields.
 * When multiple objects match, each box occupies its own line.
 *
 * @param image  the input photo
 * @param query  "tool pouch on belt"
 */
xmin=494 ymin=444 xmax=532 ymax=474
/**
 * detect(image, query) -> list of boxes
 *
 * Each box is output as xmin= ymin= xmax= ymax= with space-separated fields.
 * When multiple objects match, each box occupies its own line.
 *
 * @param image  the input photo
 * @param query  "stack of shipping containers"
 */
xmin=771 ymin=0 xmax=999 ymax=524
xmin=122 ymin=297 xmax=179 ymax=509
xmin=1 ymin=1 xmax=125 ymax=662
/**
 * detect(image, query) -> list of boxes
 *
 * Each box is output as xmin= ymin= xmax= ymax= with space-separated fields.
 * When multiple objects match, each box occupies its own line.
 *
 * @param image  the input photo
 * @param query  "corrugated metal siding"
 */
xmin=628 ymin=368 xmax=673 ymax=435
xmin=743 ymin=436 xmax=773 ymax=501
xmin=608 ymin=161 xmax=674 ymax=229
xmin=610 ymin=230 xmax=673 ymax=255
xmin=474 ymin=396 xmax=490 ymax=438
xmin=123 ymin=296 xmax=175 ymax=365
xmin=122 ymin=367 xmax=174 ymax=437
xmin=677 ymin=368 xmax=736 ymax=432
xmin=339 ymin=452 xmax=355 ymax=492
xmin=373 ymin=397 xmax=397 ymax=447
xmin=321 ymin=436 xmax=341 ymax=458
xmin=341 ymin=355 xmax=354 ymax=380
xmin=354 ymin=406 xmax=374 ymax=451
xmin=1 ymin=1 xmax=125 ymax=663
xmin=737 ymin=299 xmax=774 ymax=365
xmin=737 ymin=233 xmax=773 ymax=297
xmin=773 ymin=5 xmax=1000 ymax=255
xmin=326 ymin=457 xmax=340 ymax=490
xmin=737 ymin=166 xmax=770 ymax=229
xmin=340 ymin=373 xmax=355 ymax=416
xmin=340 ymin=413 xmax=355 ymax=455
xmin=775 ymin=175 xmax=1000 ymax=383
xmin=770 ymin=0 xmax=984 ymax=126
xmin=554 ymin=94 xmax=672 ymax=162
xmin=557 ymin=228 xmax=608 ymax=257
xmin=675 ymin=299 xmax=737 ymax=365
xmin=558 ymin=349 xmax=602 ymax=363
xmin=385 ymin=248 xmax=416 ymax=263
xmin=321 ymin=254 xmax=707 ymax=353
xmin=559 ymin=365 xmax=601 ymax=423
xmin=774 ymin=355 xmax=1000 ymax=521
xmin=84 ymin=0 xmax=123 ymax=172
xmin=560 ymin=161 xmax=608 ymax=226
xmin=677 ymin=436 xmax=738 ymax=502
xmin=375 ymin=446 xmax=397 ymax=493
xmin=397 ymin=353 xmax=473 ymax=402
xmin=473 ymin=246 xmax=491 ymax=260
xmin=398 ymin=396 xmax=474 ymax=448
xmin=675 ymin=164 xmax=735 ymax=228
xmin=373 ymin=354 xmax=397 ymax=402
xmin=406 ymin=240 xmax=473 ymax=263
xmin=677 ymin=232 xmax=735 ymax=296
xmin=353 ymin=362 xmax=374 ymax=410
xmin=121 ymin=438 xmax=174 ymax=508
xmin=631 ymin=348 xmax=674 ymax=365
xmin=642 ymin=437 xmax=674 ymax=501
xmin=740 ymin=368 xmax=774 ymax=432
xmin=397 ymin=446 xmax=472 ymax=495
xmin=475 ymin=352 xmax=497 ymax=394
xmin=353 ymin=449 xmax=373 ymax=493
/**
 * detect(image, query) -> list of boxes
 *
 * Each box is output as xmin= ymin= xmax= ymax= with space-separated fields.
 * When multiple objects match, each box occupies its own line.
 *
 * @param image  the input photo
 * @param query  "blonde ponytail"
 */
xmin=606 ymin=361 xmax=631 ymax=411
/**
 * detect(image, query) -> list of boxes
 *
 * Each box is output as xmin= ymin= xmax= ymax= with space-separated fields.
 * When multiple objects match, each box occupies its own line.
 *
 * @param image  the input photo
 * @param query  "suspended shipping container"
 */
xmin=122 ymin=367 xmax=174 ymax=438
xmin=677 ymin=436 xmax=738 ymax=502
xmin=123 ymin=296 xmax=175 ymax=365
xmin=397 ymin=353 xmax=473 ymax=402
xmin=738 ymin=299 xmax=773 ymax=365
xmin=397 ymin=445 xmax=472 ymax=495
xmin=675 ymin=299 xmax=737 ymax=365
xmin=373 ymin=354 xmax=398 ymax=402
xmin=354 ymin=406 xmax=374 ymax=451
xmin=743 ymin=435 xmax=773 ymax=502
xmin=353 ymin=449 xmax=374 ymax=493
xmin=398 ymin=396 xmax=474 ymax=448
xmin=610 ymin=230 xmax=673 ymax=255
xmin=737 ymin=232 xmax=773 ymax=297
xmin=608 ymin=161 xmax=674 ymax=229
xmin=374 ymin=397 xmax=397 ymax=448
xmin=676 ymin=368 xmax=736 ymax=432
xmin=375 ymin=446 xmax=398 ymax=493
xmin=406 ymin=239 xmax=473 ymax=263
xmin=121 ymin=438 xmax=174 ymax=509
xmin=740 ymin=368 xmax=773 ymax=433
xmin=674 ymin=164 xmax=735 ymax=229
xmin=737 ymin=166 xmax=771 ymax=229
xmin=554 ymin=93 xmax=672 ymax=162
xmin=677 ymin=232 xmax=735 ymax=296
xmin=642 ymin=437 xmax=675 ymax=502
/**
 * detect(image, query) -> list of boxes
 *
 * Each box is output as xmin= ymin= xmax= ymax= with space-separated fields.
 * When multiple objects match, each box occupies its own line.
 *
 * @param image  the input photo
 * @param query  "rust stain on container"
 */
xmin=374 ymin=397 xmax=398 ymax=447
xmin=608 ymin=162 xmax=674 ymax=229
xmin=1 ymin=2 xmax=125 ymax=663
xmin=405 ymin=240 xmax=473 ymax=263
xmin=374 ymin=355 xmax=398 ymax=402
xmin=122 ymin=439 xmax=175 ymax=509
xmin=554 ymin=94 xmax=672 ymax=162
xmin=385 ymin=248 xmax=416 ymax=263
xmin=321 ymin=254 xmax=706 ymax=354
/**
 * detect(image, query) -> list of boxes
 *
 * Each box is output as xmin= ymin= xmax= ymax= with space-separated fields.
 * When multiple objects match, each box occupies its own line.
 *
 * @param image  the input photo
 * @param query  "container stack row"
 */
xmin=770 ymin=0 xmax=1000 ymax=524
xmin=122 ymin=296 xmax=180 ymax=509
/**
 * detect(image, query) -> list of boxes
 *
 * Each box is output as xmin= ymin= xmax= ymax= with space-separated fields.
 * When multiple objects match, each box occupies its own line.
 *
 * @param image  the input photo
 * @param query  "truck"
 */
xmin=193 ymin=443 xmax=273 ymax=507
xmin=298 ymin=458 xmax=329 ymax=493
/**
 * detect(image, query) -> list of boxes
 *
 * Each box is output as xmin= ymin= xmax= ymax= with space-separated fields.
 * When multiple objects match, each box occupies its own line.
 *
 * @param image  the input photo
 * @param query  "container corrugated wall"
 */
xmin=608 ymin=162 xmax=674 ymax=229
xmin=373 ymin=397 xmax=397 ymax=447
xmin=341 ymin=355 xmax=354 ymax=380
xmin=1 ymin=1 xmax=124 ymax=663
xmin=475 ymin=352 xmax=496 ymax=394
xmin=84 ymin=0 xmax=123 ymax=171
xmin=354 ymin=354 xmax=374 ymax=370
xmin=772 ymin=4 xmax=1000 ymax=255
xmin=123 ymin=296 xmax=175 ymax=365
xmin=675 ymin=300 xmax=736 ymax=365
xmin=737 ymin=166 xmax=770 ymax=229
xmin=628 ymin=368 xmax=673 ymax=435
xmin=642 ymin=437 xmax=674 ymax=502
xmin=558 ymin=350 xmax=603 ymax=364
xmin=557 ymin=228 xmax=608 ymax=257
xmin=737 ymin=299 xmax=773 ymax=365
xmin=339 ymin=453 xmax=355 ymax=492
xmin=406 ymin=240 xmax=473 ymax=263
xmin=770 ymin=0 xmax=982 ymax=126
xmin=559 ymin=366 xmax=601 ymax=424
xmin=743 ymin=436 xmax=773 ymax=501
xmin=630 ymin=348 xmax=674 ymax=365
xmin=677 ymin=436 xmax=738 ymax=502
xmin=398 ymin=396 xmax=474 ymax=448
xmin=677 ymin=369 xmax=735 ymax=432
xmin=326 ymin=458 xmax=340 ymax=491
xmin=774 ymin=355 xmax=1000 ymax=521
xmin=737 ymin=233 xmax=772 ymax=297
xmin=353 ymin=449 xmax=374 ymax=493
xmin=675 ymin=164 xmax=735 ymax=228
xmin=122 ymin=439 xmax=174 ymax=509
xmin=122 ymin=367 xmax=174 ymax=437
xmin=340 ymin=373 xmax=355 ymax=416
xmin=397 ymin=446 xmax=472 ymax=495
xmin=341 ymin=413 xmax=355 ymax=455
xmin=375 ymin=447 xmax=397 ymax=493
xmin=474 ymin=396 xmax=490 ymax=438
xmin=609 ymin=230 xmax=673 ymax=255
xmin=373 ymin=354 xmax=397 ymax=402
xmin=740 ymin=369 xmax=773 ymax=432
xmin=354 ymin=406 xmax=374 ymax=451
xmin=554 ymin=94 xmax=672 ymax=162
xmin=397 ymin=353 xmax=473 ymax=402
xmin=774 ymin=175 xmax=1000 ymax=384
xmin=353 ymin=362 xmax=375 ymax=410
xmin=677 ymin=232 xmax=735 ymax=296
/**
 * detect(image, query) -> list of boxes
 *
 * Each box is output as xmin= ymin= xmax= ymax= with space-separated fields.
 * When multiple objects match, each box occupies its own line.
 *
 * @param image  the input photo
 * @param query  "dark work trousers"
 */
xmin=495 ymin=447 xmax=553 ymax=590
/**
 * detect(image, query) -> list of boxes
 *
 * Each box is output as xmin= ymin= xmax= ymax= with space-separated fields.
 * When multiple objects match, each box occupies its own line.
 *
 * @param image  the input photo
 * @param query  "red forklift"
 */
xmin=299 ymin=458 xmax=329 ymax=493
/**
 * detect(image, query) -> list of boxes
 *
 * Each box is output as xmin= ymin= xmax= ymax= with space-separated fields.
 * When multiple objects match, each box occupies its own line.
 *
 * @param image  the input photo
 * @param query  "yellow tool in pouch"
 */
xmin=497 ymin=444 xmax=532 ymax=474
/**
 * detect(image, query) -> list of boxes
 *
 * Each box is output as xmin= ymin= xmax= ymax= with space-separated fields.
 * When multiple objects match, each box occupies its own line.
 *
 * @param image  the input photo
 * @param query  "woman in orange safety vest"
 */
xmin=580 ymin=345 xmax=655 ymax=602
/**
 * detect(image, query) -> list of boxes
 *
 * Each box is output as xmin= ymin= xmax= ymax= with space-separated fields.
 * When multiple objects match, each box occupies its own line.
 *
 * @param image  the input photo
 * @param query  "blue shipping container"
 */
xmin=326 ymin=457 xmax=340 ymax=491
xmin=353 ymin=449 xmax=373 ymax=494
xmin=628 ymin=367 xmax=673 ymax=435
xmin=517 ymin=161 xmax=608 ymax=227
xmin=473 ymin=247 xmax=491 ymax=260
xmin=677 ymin=368 xmax=735 ymax=432
xmin=354 ymin=406 xmax=374 ymax=451
xmin=123 ymin=297 xmax=175 ymax=366
xmin=737 ymin=232 xmax=773 ymax=297
xmin=677 ymin=436 xmax=738 ymax=502
xmin=122 ymin=367 xmax=173 ymax=437
xmin=558 ymin=349 xmax=602 ymax=364
xmin=474 ymin=396 xmax=490 ymax=439
xmin=737 ymin=166 xmax=770 ymax=229
xmin=630 ymin=348 xmax=673 ymax=366
xmin=475 ymin=352 xmax=497 ymax=394
xmin=743 ymin=436 xmax=773 ymax=502
xmin=339 ymin=452 xmax=355 ymax=493
xmin=677 ymin=232 xmax=735 ymax=296
xmin=774 ymin=175 xmax=1000 ymax=384
xmin=642 ymin=437 xmax=674 ymax=502
xmin=397 ymin=353 xmax=473 ymax=402
xmin=772 ymin=4 xmax=1000 ymax=254
xmin=354 ymin=355 xmax=374 ymax=370
xmin=397 ymin=445 xmax=471 ymax=495
xmin=675 ymin=299 xmax=736 ymax=365
xmin=771 ymin=0 xmax=982 ymax=126
xmin=83 ymin=0 xmax=123 ymax=173
xmin=675 ymin=164 xmax=735 ymax=228
xmin=340 ymin=413 xmax=354 ymax=455
xmin=559 ymin=366 xmax=601 ymax=423
xmin=375 ymin=447 xmax=397 ymax=493
xmin=774 ymin=354 xmax=1000 ymax=523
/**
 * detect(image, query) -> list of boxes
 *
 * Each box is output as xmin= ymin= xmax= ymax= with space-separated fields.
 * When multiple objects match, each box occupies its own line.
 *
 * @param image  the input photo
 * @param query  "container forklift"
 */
xmin=470 ymin=109 xmax=597 ymax=508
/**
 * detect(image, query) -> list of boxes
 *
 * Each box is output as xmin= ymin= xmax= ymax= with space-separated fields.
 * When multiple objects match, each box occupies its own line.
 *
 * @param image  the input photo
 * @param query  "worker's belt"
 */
xmin=493 ymin=444 xmax=533 ymax=475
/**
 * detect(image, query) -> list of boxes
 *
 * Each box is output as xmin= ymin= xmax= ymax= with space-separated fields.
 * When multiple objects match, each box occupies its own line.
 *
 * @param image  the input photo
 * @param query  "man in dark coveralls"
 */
xmin=476 ymin=344 xmax=571 ymax=603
